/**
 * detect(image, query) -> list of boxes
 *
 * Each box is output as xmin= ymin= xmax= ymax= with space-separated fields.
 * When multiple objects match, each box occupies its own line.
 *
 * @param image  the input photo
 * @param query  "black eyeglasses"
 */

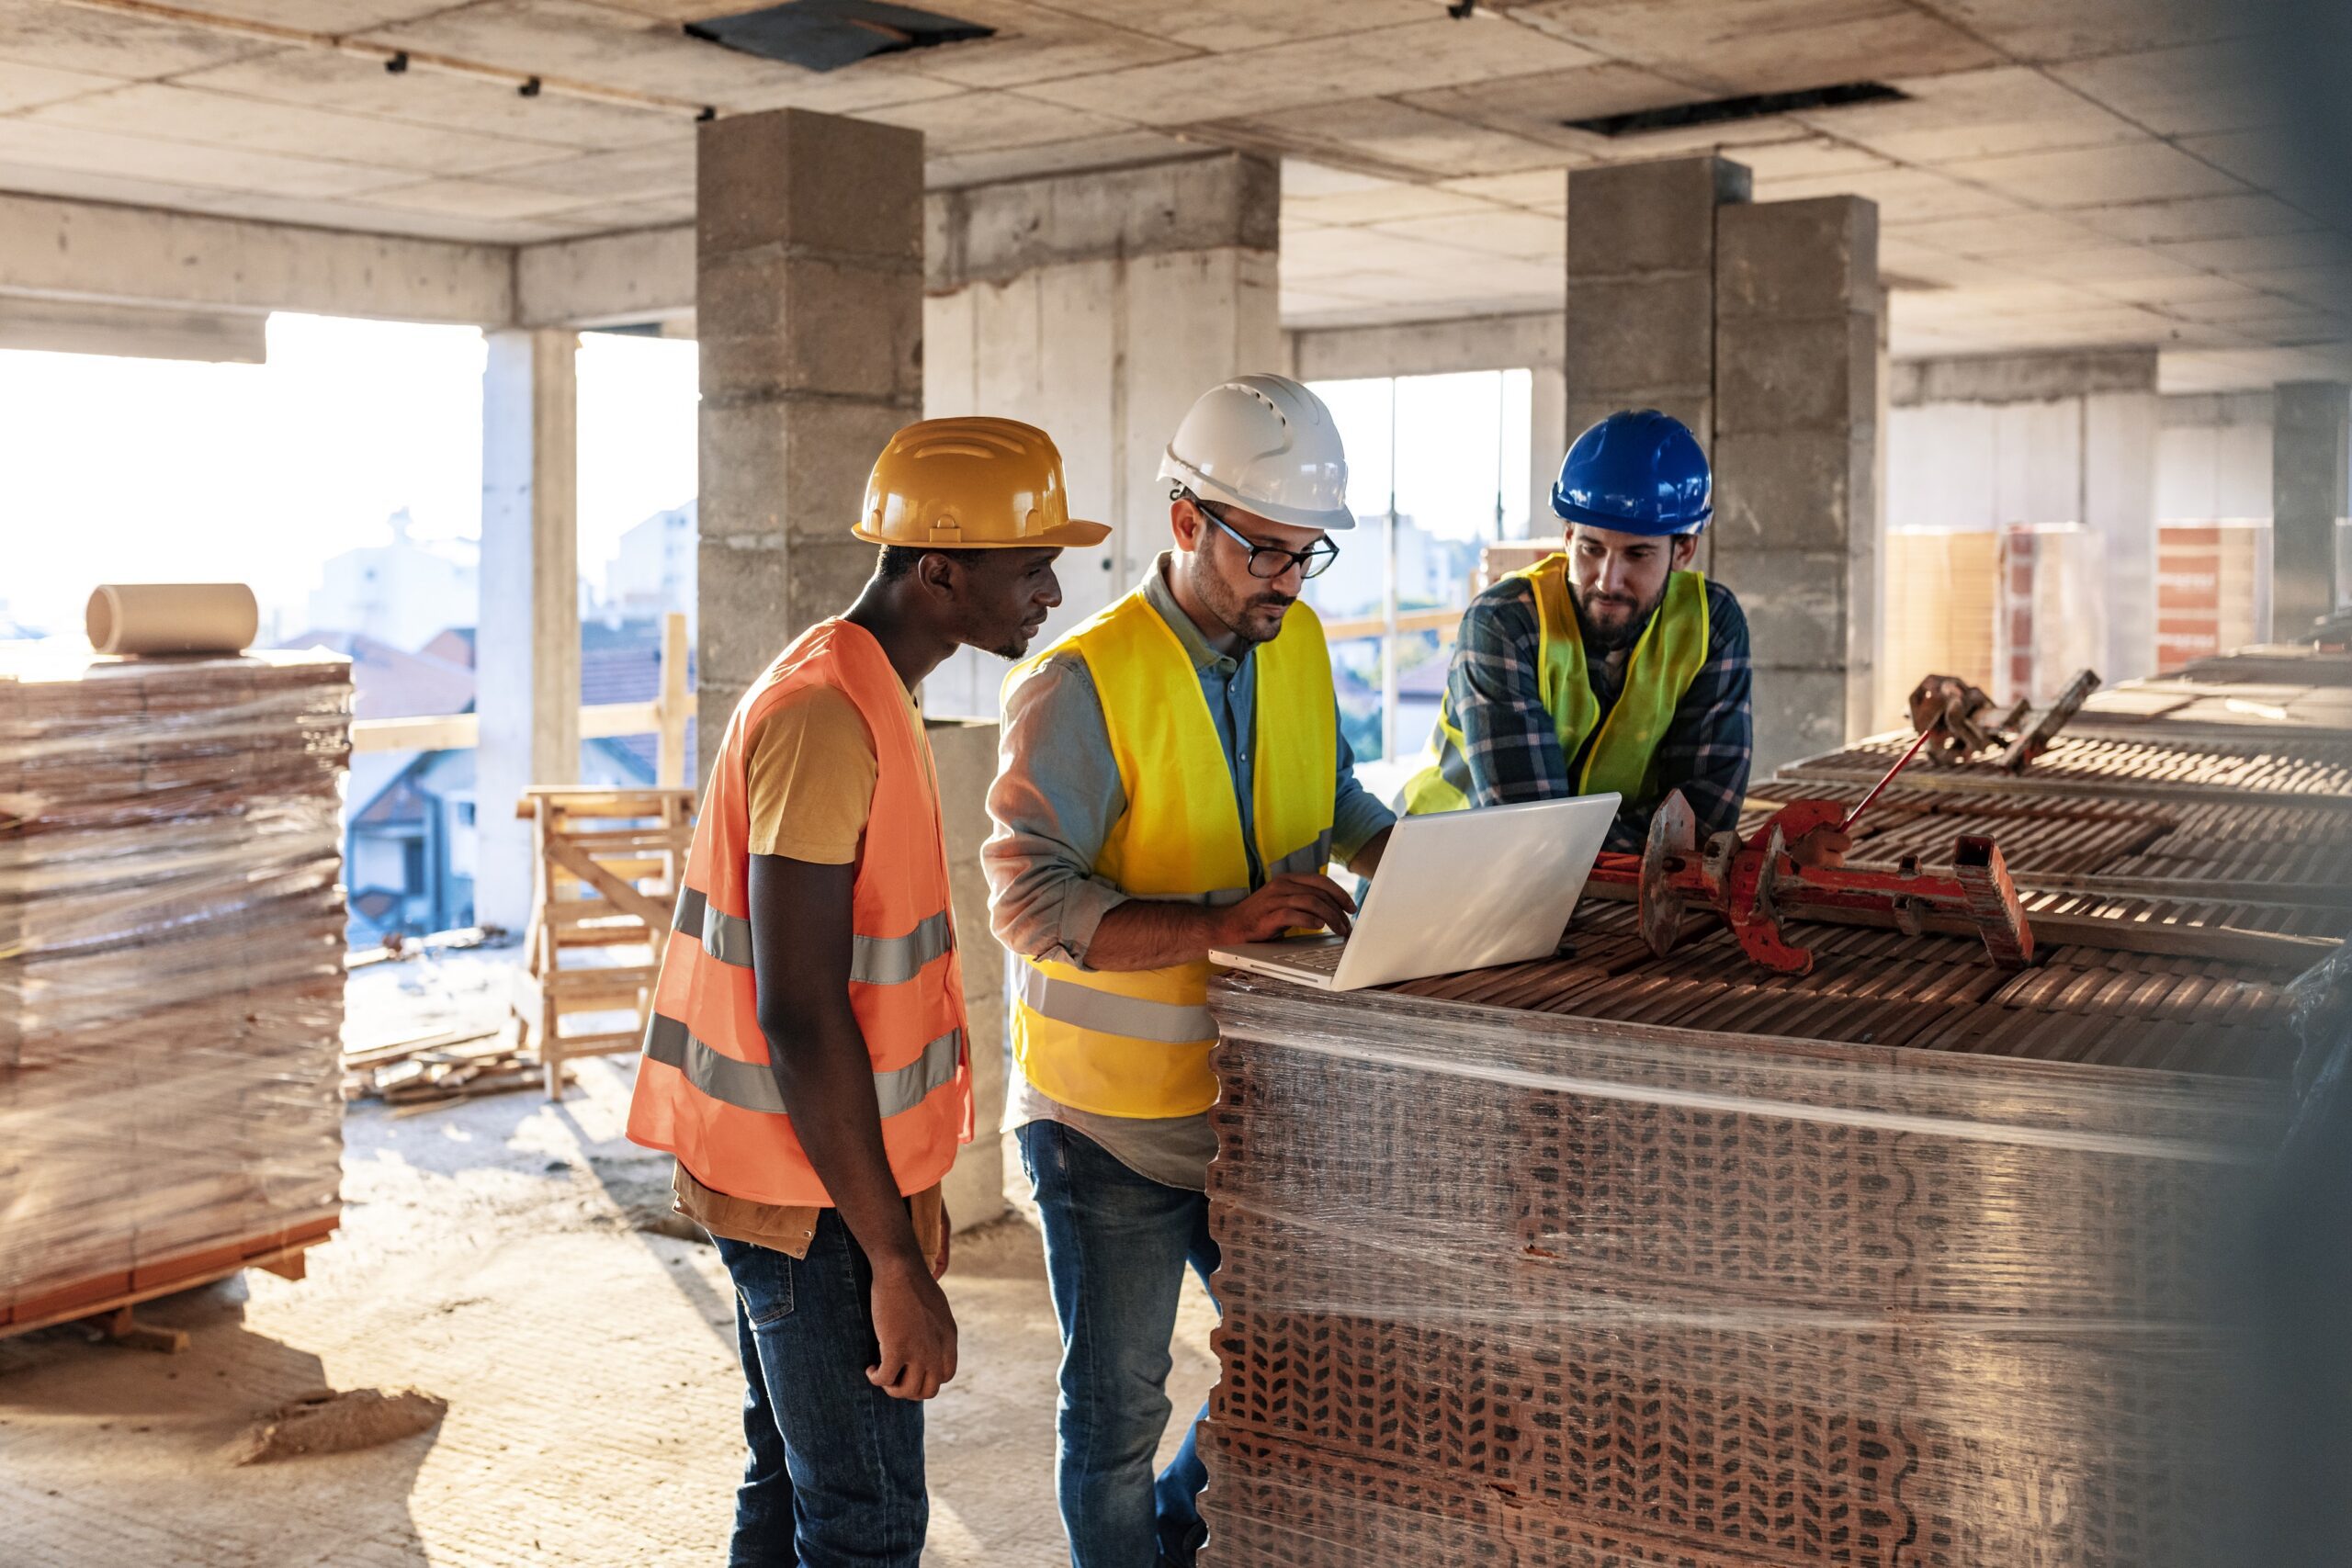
xmin=1193 ymin=499 xmax=1340 ymax=581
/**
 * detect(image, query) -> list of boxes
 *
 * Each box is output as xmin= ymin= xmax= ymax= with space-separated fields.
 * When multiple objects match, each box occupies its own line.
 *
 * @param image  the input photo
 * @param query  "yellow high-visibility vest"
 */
xmin=1008 ymin=586 xmax=1336 ymax=1118
xmin=1403 ymin=556 xmax=1710 ymax=815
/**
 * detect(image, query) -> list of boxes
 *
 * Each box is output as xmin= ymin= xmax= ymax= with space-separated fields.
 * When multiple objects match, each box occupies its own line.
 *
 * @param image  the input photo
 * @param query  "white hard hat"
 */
xmin=1157 ymin=373 xmax=1356 ymax=533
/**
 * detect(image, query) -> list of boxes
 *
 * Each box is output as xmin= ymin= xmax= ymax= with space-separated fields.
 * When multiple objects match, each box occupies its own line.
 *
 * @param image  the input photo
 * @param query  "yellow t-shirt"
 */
xmin=744 ymin=683 xmax=877 ymax=863
xmin=682 ymin=668 xmax=941 ymax=1250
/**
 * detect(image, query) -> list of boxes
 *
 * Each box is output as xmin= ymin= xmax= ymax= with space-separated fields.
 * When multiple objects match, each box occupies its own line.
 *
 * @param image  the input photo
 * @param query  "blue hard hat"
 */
xmin=1550 ymin=410 xmax=1713 ymax=536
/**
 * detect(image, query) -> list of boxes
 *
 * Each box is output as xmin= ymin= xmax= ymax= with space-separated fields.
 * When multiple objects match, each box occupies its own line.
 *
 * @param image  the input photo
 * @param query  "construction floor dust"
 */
xmin=230 ymin=1388 xmax=449 ymax=1466
xmin=0 ymin=954 xmax=1218 ymax=1566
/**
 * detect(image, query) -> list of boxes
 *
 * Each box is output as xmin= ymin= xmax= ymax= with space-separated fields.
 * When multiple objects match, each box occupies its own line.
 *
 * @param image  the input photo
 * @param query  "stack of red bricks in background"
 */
xmin=1 ymin=649 xmax=352 ymax=1332
xmin=2155 ymin=523 xmax=2269 ymax=673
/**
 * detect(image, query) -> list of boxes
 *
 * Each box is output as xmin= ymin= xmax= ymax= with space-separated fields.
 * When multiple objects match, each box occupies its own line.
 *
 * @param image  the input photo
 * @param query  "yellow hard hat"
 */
xmin=853 ymin=417 xmax=1110 ymax=549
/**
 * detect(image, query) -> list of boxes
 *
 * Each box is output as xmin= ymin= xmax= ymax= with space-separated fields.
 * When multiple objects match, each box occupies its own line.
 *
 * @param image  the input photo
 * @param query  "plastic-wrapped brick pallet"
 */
xmin=1 ymin=648 xmax=352 ymax=1331
xmin=1198 ymin=904 xmax=2352 ymax=1568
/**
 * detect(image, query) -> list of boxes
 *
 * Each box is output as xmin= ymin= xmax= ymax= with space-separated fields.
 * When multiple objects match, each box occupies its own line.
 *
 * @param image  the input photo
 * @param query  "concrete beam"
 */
xmin=0 ymin=193 xmax=512 ymax=326
xmin=0 ymin=296 xmax=265 ymax=363
xmin=1891 ymin=349 xmax=2159 ymax=408
xmin=515 ymin=225 xmax=695 ymax=330
xmin=1288 ymin=311 xmax=1562 ymax=381
xmin=926 ymin=152 xmax=1276 ymax=292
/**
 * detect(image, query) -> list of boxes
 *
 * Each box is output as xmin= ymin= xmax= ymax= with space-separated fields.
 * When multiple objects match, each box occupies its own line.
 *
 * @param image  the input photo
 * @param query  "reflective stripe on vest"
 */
xmin=624 ymin=617 xmax=974 ymax=1209
xmin=643 ymin=1013 xmax=964 ymax=1118
xmin=1004 ymin=587 xmax=1338 ymax=1120
xmin=673 ymin=886 xmax=955 ymax=985
xmin=1402 ymin=559 xmax=1710 ymax=816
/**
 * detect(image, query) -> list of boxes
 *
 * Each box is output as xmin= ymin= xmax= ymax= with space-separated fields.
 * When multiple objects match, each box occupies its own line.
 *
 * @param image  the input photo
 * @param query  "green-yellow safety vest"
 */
xmin=1402 ymin=555 xmax=1710 ymax=815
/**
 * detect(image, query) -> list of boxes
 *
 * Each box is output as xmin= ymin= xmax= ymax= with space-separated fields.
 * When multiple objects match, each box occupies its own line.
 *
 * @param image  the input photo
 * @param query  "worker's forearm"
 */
xmin=1079 ymin=897 xmax=1227 ymax=973
xmin=762 ymin=1005 xmax=926 ymax=1275
xmin=1345 ymin=824 xmax=1392 ymax=878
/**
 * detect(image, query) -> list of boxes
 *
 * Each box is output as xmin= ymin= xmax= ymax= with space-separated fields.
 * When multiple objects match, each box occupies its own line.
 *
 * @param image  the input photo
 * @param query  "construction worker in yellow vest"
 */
xmin=984 ymin=374 xmax=1396 ymax=1567
xmin=1403 ymin=409 xmax=1842 ymax=864
xmin=628 ymin=418 xmax=1105 ymax=1567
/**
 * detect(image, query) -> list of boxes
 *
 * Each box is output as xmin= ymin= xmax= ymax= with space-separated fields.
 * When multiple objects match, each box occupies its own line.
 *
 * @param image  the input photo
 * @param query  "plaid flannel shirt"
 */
xmin=1442 ymin=574 xmax=1752 ymax=852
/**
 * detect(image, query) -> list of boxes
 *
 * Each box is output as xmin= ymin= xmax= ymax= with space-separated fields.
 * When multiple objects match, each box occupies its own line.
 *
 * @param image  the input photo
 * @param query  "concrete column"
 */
xmin=922 ymin=152 xmax=1281 ymax=717
xmin=1713 ymin=197 xmax=1883 ymax=773
xmin=1563 ymin=156 xmax=1751 ymax=457
xmin=696 ymin=108 xmax=923 ymax=783
xmin=476 ymin=327 xmax=580 ymax=932
xmin=1528 ymin=364 xmax=1567 ymax=533
xmin=928 ymin=719 xmax=1009 ymax=1229
xmin=2271 ymin=380 xmax=2349 ymax=637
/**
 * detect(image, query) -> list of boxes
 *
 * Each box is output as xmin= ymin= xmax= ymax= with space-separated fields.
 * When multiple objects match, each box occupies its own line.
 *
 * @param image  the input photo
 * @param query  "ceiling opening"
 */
xmin=684 ymin=0 xmax=994 ymax=73
xmin=1566 ymin=81 xmax=1907 ymax=139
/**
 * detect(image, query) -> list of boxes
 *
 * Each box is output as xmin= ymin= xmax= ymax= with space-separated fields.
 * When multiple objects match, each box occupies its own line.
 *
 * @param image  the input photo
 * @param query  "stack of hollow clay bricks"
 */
xmin=1199 ymin=648 xmax=2352 ymax=1567
xmin=1 ymin=649 xmax=351 ymax=1333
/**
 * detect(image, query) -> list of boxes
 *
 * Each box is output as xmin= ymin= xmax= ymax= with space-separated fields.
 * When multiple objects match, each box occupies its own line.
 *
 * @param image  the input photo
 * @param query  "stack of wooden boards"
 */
xmin=1198 ymin=649 xmax=2352 ymax=1567
xmin=1 ymin=649 xmax=351 ymax=1335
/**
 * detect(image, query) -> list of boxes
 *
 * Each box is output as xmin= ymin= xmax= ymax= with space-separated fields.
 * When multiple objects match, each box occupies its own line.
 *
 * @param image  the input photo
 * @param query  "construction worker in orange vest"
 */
xmin=628 ymin=417 xmax=1107 ymax=1568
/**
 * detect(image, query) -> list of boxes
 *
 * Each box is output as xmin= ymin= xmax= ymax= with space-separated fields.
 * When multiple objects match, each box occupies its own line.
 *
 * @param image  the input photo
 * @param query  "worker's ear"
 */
xmin=1170 ymin=498 xmax=1204 ymax=553
xmin=1670 ymin=534 xmax=1702 ymax=571
xmin=914 ymin=550 xmax=962 ymax=602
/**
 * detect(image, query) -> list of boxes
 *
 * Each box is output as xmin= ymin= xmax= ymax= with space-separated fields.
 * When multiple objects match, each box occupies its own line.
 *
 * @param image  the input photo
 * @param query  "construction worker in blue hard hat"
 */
xmin=1403 ymin=409 xmax=1840 ymax=863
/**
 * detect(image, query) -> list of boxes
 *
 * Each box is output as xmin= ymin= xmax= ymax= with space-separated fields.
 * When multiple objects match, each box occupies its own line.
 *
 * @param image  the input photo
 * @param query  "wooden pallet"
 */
xmin=2 ymin=1216 xmax=338 ymax=1341
xmin=512 ymin=785 xmax=695 ymax=1100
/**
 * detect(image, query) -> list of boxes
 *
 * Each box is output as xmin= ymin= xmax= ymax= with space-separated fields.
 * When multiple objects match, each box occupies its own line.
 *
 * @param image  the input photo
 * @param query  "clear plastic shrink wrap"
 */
xmin=1 ymin=649 xmax=351 ymax=1330
xmin=1199 ymin=903 xmax=2350 ymax=1568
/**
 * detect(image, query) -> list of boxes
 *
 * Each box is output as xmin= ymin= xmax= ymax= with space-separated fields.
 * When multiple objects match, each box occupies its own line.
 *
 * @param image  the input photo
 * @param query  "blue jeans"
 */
xmin=715 ymin=1218 xmax=927 ymax=1568
xmin=1018 ymin=1119 xmax=1219 ymax=1568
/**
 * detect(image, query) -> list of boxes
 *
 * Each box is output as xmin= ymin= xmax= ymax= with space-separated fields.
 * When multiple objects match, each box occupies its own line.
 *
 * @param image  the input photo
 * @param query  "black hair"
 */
xmin=876 ymin=544 xmax=988 ymax=581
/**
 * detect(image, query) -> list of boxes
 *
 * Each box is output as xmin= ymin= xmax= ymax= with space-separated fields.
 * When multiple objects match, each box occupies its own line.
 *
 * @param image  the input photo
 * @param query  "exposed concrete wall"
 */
xmin=922 ymin=152 xmax=1281 ymax=719
xmin=1891 ymin=350 xmax=2157 ymax=407
xmin=1287 ymin=311 xmax=1562 ymax=380
xmin=476 ymin=328 xmax=582 ymax=932
xmin=2271 ymin=379 xmax=2350 ymax=636
xmin=929 ymin=719 xmax=1010 ymax=1232
xmin=0 ymin=193 xmax=512 ymax=325
xmin=1884 ymin=349 xmax=2162 ymax=681
xmin=2159 ymin=392 xmax=2272 ymax=520
xmin=694 ymin=107 xmax=924 ymax=785
xmin=1713 ymin=197 xmax=1884 ymax=775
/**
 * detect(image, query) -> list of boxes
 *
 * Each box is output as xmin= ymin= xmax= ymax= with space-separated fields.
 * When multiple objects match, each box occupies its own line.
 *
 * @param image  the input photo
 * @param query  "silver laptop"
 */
xmin=1210 ymin=793 xmax=1620 ymax=991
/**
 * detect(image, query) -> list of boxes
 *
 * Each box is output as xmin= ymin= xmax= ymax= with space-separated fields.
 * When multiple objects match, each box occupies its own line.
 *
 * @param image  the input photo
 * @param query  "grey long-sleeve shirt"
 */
xmin=983 ymin=556 xmax=1395 ymax=1190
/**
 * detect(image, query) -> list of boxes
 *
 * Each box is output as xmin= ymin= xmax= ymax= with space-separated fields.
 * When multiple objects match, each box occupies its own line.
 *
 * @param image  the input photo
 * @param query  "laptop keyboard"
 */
xmin=1276 ymin=942 xmax=1350 ymax=975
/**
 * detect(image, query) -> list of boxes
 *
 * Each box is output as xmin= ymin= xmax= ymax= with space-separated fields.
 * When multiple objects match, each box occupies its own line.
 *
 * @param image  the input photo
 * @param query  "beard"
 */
xmin=1201 ymin=573 xmax=1295 ymax=647
xmin=1571 ymin=581 xmax=1668 ymax=654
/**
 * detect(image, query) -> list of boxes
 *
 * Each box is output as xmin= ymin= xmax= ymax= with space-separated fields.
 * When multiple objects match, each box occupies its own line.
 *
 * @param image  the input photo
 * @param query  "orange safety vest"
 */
xmin=626 ymin=619 xmax=973 ymax=1207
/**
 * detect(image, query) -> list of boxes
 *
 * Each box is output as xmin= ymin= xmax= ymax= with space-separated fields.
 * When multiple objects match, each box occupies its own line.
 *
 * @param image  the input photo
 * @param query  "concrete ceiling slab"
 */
xmin=0 ymin=0 xmax=2335 ymax=381
xmin=0 ymin=114 xmax=411 ymax=198
xmin=2048 ymin=40 xmax=2275 ymax=138
xmin=1910 ymin=0 xmax=2251 ymax=62
xmin=0 ymin=55 xmax=117 ymax=113
xmin=0 ymin=0 xmax=266 ymax=76
xmin=1508 ymin=0 xmax=2000 ymax=96
xmin=1938 ymin=139 xmax=2250 ymax=209
xmin=1804 ymin=65 xmax=2145 ymax=163
xmin=26 ymin=81 xmax=578 ymax=175
xmin=174 ymin=47 xmax=691 ymax=149
xmin=1396 ymin=61 xmax=1702 ymax=152
xmin=1020 ymin=17 xmax=1605 ymax=125
xmin=1210 ymin=98 xmax=1566 ymax=180
xmin=860 ymin=87 xmax=1134 ymax=155
xmin=356 ymin=174 xmax=605 ymax=220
